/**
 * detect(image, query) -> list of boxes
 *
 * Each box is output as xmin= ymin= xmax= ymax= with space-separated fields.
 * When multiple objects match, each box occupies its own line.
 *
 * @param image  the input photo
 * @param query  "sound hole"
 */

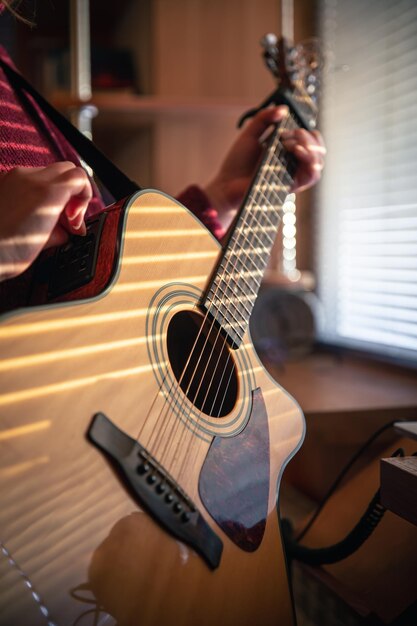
xmin=166 ymin=310 xmax=238 ymax=417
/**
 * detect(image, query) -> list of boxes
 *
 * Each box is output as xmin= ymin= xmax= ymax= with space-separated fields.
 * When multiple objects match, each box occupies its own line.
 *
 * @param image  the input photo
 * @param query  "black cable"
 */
xmin=296 ymin=419 xmax=408 ymax=542
xmin=284 ymin=448 xmax=406 ymax=566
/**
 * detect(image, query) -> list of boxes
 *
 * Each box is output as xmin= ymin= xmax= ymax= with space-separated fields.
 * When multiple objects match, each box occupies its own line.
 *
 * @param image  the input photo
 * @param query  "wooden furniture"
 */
xmin=381 ymin=456 xmax=417 ymax=528
xmin=273 ymin=347 xmax=417 ymax=623
xmin=270 ymin=347 xmax=417 ymax=500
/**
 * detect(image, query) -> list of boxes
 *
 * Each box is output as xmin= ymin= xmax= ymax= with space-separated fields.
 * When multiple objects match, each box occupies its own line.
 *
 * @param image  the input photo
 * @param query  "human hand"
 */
xmin=0 ymin=162 xmax=92 ymax=281
xmin=203 ymin=105 xmax=325 ymax=231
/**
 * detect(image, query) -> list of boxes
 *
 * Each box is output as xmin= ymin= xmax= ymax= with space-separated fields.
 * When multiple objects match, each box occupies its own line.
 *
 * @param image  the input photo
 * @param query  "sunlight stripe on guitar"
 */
xmin=0 ymin=307 xmax=155 ymax=338
xmin=125 ymin=229 xmax=207 ymax=239
xmin=0 ymin=456 xmax=49 ymax=478
xmin=113 ymin=275 xmax=206 ymax=292
xmin=0 ymin=421 xmax=50 ymax=440
xmin=123 ymin=251 xmax=217 ymax=264
xmin=130 ymin=207 xmax=184 ymax=215
xmin=0 ymin=336 xmax=159 ymax=371
xmin=0 ymin=362 xmax=165 ymax=406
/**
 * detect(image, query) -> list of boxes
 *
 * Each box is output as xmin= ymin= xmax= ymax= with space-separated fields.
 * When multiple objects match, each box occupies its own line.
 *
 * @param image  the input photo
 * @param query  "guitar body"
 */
xmin=0 ymin=191 xmax=304 ymax=626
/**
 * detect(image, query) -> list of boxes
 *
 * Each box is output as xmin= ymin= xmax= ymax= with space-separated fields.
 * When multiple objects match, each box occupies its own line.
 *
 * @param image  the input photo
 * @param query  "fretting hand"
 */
xmin=203 ymin=105 xmax=326 ymax=231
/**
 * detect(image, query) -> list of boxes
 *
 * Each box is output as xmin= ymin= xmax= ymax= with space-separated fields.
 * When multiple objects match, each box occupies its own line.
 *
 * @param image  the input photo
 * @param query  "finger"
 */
xmin=27 ymin=161 xmax=78 ymax=182
xmin=299 ymin=129 xmax=327 ymax=156
xmin=311 ymin=130 xmax=326 ymax=148
xmin=59 ymin=167 xmax=93 ymax=220
xmin=282 ymin=132 xmax=326 ymax=164
xmin=63 ymin=196 xmax=89 ymax=234
xmin=243 ymin=105 xmax=289 ymax=140
xmin=295 ymin=129 xmax=327 ymax=158
xmin=46 ymin=167 xmax=92 ymax=236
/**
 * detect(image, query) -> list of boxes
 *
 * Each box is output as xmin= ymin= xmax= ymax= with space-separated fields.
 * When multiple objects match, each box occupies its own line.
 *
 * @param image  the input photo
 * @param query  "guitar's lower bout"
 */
xmin=0 ymin=190 xmax=304 ymax=626
xmin=88 ymin=411 xmax=223 ymax=570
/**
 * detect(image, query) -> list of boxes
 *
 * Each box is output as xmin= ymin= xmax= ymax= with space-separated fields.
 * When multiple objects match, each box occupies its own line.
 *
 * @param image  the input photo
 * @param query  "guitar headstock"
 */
xmin=261 ymin=33 xmax=323 ymax=129
xmin=261 ymin=34 xmax=323 ymax=102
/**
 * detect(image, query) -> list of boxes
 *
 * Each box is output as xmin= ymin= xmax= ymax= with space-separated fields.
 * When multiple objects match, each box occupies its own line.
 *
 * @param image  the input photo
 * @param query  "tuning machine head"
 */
xmin=261 ymin=33 xmax=323 ymax=104
xmin=261 ymin=34 xmax=300 ymax=84
xmin=261 ymin=33 xmax=279 ymax=78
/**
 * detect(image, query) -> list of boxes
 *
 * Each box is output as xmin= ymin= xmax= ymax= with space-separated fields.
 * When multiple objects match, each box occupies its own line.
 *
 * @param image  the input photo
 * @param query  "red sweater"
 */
xmin=0 ymin=44 xmax=224 ymax=238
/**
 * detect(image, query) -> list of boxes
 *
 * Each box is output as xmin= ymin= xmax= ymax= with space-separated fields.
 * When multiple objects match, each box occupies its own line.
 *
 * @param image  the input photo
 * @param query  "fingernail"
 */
xmin=274 ymin=105 xmax=288 ymax=116
xmin=74 ymin=221 xmax=87 ymax=236
xmin=67 ymin=211 xmax=81 ymax=222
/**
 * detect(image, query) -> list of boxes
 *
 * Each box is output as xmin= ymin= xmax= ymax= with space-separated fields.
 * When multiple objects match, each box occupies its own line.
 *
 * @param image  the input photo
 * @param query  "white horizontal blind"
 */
xmin=316 ymin=0 xmax=417 ymax=365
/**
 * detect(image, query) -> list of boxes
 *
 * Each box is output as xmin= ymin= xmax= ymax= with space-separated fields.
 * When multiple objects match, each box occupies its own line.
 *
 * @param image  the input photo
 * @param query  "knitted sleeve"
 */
xmin=176 ymin=185 xmax=225 ymax=241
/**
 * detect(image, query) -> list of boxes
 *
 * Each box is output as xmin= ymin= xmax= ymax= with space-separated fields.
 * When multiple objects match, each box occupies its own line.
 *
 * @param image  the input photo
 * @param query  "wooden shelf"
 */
xmin=51 ymin=92 xmax=253 ymax=126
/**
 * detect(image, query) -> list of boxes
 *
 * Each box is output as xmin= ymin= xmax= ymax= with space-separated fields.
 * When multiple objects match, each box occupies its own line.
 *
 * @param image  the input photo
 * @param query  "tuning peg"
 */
xmin=287 ymin=46 xmax=298 ymax=61
xmin=261 ymin=33 xmax=278 ymax=48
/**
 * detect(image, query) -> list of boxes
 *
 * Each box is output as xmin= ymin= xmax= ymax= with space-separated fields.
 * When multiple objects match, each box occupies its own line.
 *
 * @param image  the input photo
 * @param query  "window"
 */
xmin=316 ymin=0 xmax=417 ymax=366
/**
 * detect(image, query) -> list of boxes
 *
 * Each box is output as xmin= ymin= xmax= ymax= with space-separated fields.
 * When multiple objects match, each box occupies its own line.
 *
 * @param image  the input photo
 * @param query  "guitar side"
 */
xmin=0 ymin=190 xmax=304 ymax=626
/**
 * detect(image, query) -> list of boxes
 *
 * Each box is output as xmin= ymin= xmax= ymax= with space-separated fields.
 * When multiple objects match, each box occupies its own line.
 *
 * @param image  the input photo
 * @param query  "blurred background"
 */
xmin=2 ymin=1 xmax=417 ymax=624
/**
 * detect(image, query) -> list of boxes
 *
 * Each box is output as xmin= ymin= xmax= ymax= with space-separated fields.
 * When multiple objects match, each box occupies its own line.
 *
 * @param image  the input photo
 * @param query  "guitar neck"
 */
xmin=202 ymin=120 xmax=298 ymax=348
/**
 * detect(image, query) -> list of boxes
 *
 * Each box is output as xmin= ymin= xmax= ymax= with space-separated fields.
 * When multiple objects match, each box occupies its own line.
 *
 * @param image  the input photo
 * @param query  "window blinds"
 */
xmin=316 ymin=0 xmax=417 ymax=365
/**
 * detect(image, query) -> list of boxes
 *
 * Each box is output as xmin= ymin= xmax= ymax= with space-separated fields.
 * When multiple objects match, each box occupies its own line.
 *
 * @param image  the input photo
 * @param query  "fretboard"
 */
xmin=202 ymin=125 xmax=297 ymax=347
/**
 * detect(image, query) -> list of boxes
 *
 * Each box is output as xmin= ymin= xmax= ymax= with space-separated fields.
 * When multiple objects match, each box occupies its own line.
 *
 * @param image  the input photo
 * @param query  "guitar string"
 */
xmin=200 ymin=80 xmax=314 ymax=428
xmin=148 ymin=113 xmax=297 ymax=479
xmin=168 ymin=113 xmax=298 ymax=477
xmin=137 ymin=119 xmax=290 ymax=469
xmin=148 ymin=113 xmax=295 ymax=473
xmin=175 ymin=133 xmax=291 ymax=436
xmin=205 ymin=120 xmax=299 ymax=423
xmin=135 ymin=121 xmax=288 ymax=457
xmin=175 ymin=114 xmax=300 ymax=481
xmin=196 ymin=90 xmax=310 ymax=430
xmin=135 ymin=80 xmax=312 ymax=503
xmin=137 ymin=111 xmax=298 ymax=479
xmin=160 ymin=121 xmax=292 ymax=469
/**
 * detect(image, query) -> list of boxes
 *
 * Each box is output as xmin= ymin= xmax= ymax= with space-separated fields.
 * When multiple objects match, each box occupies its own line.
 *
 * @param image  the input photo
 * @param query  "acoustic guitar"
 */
xmin=0 ymin=36 xmax=320 ymax=626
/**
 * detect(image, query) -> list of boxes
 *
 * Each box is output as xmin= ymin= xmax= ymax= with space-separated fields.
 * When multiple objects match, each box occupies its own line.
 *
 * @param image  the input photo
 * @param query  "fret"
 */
xmin=254 ymin=183 xmax=287 ymax=194
xmin=235 ymin=224 xmax=276 ymax=237
xmin=224 ymin=246 xmax=268 ymax=260
xmin=202 ymin=123 xmax=298 ymax=347
xmin=218 ymin=263 xmax=263 ymax=294
xmin=262 ymin=163 xmax=286 ymax=173
xmin=212 ymin=273 xmax=258 ymax=302
xmin=222 ymin=253 xmax=263 ymax=280
xmin=246 ymin=203 xmax=283 ymax=215
xmin=230 ymin=229 xmax=273 ymax=254
xmin=213 ymin=270 xmax=258 ymax=299
xmin=209 ymin=283 xmax=254 ymax=319
xmin=238 ymin=201 xmax=280 ymax=235
xmin=249 ymin=187 xmax=288 ymax=216
xmin=237 ymin=205 xmax=281 ymax=232
xmin=205 ymin=294 xmax=246 ymax=335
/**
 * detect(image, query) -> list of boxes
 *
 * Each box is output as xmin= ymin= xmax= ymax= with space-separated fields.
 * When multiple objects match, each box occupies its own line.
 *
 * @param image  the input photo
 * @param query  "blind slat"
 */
xmin=317 ymin=0 xmax=417 ymax=365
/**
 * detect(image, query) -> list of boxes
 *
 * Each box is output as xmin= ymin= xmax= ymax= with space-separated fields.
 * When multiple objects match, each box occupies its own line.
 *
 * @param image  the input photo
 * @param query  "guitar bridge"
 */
xmin=88 ymin=412 xmax=223 ymax=569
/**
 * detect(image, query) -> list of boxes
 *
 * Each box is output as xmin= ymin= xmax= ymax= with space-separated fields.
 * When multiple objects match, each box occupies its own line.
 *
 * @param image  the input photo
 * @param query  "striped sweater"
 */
xmin=0 ymin=43 xmax=223 ymax=237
